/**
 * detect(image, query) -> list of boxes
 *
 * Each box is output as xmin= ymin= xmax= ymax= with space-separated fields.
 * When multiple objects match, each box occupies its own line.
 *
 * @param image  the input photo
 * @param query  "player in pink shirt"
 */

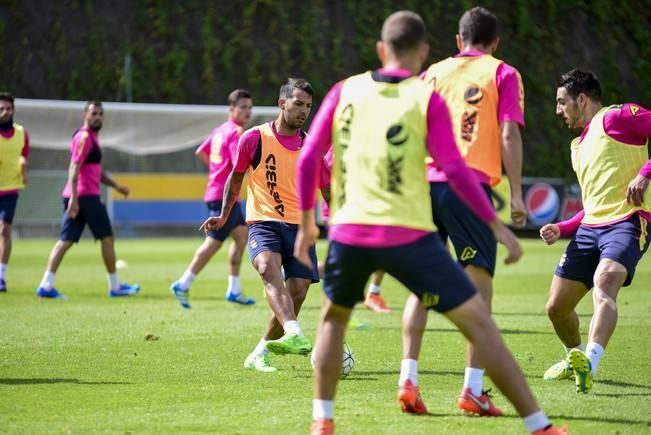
xmin=295 ymin=11 xmax=566 ymax=435
xmin=36 ymin=101 xmax=140 ymax=299
xmin=0 ymin=92 xmax=29 ymax=292
xmin=170 ymin=89 xmax=255 ymax=309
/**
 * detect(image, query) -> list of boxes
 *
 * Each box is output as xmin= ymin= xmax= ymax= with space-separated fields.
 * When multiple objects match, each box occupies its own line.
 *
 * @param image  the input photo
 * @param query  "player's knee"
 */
xmin=546 ymin=298 xmax=569 ymax=321
xmin=593 ymin=270 xmax=624 ymax=293
xmin=0 ymin=222 xmax=10 ymax=238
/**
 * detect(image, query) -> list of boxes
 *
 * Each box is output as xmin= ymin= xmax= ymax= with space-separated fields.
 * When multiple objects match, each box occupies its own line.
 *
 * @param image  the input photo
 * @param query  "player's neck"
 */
xmin=382 ymin=58 xmax=420 ymax=75
xmin=580 ymin=102 xmax=603 ymax=127
xmin=273 ymin=118 xmax=298 ymax=136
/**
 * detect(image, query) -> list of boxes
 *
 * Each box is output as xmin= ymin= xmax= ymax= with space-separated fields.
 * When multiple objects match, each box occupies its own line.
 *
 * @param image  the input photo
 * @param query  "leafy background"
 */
xmin=1 ymin=0 xmax=650 ymax=176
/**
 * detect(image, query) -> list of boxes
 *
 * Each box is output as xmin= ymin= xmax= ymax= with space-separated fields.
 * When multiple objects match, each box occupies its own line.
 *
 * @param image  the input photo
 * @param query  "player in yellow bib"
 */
xmin=0 ymin=92 xmax=29 ymax=293
xmin=540 ymin=69 xmax=651 ymax=393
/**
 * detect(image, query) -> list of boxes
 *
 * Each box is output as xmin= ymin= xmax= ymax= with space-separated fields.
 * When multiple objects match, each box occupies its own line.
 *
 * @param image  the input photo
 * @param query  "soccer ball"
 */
xmin=310 ymin=342 xmax=355 ymax=378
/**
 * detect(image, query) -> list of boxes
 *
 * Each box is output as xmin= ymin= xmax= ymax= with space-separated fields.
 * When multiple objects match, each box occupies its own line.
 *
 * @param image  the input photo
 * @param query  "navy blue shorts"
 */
xmin=206 ymin=200 xmax=246 ymax=242
xmin=60 ymin=196 xmax=113 ymax=242
xmin=555 ymin=214 xmax=651 ymax=289
xmin=248 ymin=221 xmax=319 ymax=283
xmin=430 ymin=182 xmax=497 ymax=276
xmin=323 ymin=234 xmax=477 ymax=312
xmin=0 ymin=193 xmax=18 ymax=224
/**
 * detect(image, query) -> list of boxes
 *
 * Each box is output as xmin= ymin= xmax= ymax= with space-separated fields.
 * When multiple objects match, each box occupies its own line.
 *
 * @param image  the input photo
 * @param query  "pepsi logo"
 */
xmin=525 ymin=183 xmax=560 ymax=225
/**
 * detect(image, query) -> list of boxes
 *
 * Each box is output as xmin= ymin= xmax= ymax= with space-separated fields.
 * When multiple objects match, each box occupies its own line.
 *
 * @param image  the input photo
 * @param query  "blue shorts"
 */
xmin=323 ymin=234 xmax=477 ymax=312
xmin=206 ymin=200 xmax=246 ymax=241
xmin=248 ymin=221 xmax=319 ymax=283
xmin=0 ymin=193 xmax=18 ymax=224
xmin=555 ymin=214 xmax=651 ymax=289
xmin=430 ymin=182 xmax=497 ymax=275
xmin=60 ymin=196 xmax=113 ymax=242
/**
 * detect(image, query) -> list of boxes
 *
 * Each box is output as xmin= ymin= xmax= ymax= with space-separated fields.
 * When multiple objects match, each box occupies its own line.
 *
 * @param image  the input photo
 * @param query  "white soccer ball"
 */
xmin=310 ymin=342 xmax=355 ymax=378
xmin=115 ymin=259 xmax=128 ymax=269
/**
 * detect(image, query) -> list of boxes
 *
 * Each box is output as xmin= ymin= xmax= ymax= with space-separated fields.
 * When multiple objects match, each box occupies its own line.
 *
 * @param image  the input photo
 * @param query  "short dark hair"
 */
xmin=558 ymin=68 xmax=602 ymax=102
xmin=459 ymin=7 xmax=498 ymax=46
xmin=0 ymin=92 xmax=15 ymax=108
xmin=279 ymin=78 xmax=313 ymax=99
xmin=228 ymin=89 xmax=252 ymax=106
xmin=381 ymin=10 xmax=427 ymax=55
xmin=84 ymin=100 xmax=103 ymax=112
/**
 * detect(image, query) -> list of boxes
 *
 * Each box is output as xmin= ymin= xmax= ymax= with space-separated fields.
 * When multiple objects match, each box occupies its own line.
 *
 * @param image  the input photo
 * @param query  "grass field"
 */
xmin=1 ymin=238 xmax=650 ymax=434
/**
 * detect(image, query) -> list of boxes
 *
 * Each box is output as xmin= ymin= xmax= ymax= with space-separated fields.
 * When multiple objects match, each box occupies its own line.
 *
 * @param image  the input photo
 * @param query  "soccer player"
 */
xmin=295 ymin=11 xmax=566 ymax=435
xmin=201 ymin=78 xmax=327 ymax=373
xmin=401 ymin=6 xmax=527 ymax=416
xmin=539 ymin=69 xmax=651 ymax=393
xmin=0 ymin=92 xmax=29 ymax=293
xmin=170 ymin=89 xmax=255 ymax=309
xmin=36 ymin=101 xmax=140 ymax=299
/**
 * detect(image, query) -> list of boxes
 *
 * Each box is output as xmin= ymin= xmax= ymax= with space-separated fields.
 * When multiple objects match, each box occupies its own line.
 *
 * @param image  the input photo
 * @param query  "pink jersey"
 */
xmin=298 ymin=68 xmax=496 ymax=248
xmin=425 ymin=49 xmax=525 ymax=184
xmin=62 ymin=127 xmax=102 ymax=198
xmin=557 ymin=103 xmax=651 ymax=234
xmin=196 ymin=119 xmax=244 ymax=201
xmin=0 ymin=126 xmax=30 ymax=196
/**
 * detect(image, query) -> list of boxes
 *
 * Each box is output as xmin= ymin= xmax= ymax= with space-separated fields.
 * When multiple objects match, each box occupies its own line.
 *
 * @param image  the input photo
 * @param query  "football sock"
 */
xmin=313 ymin=399 xmax=334 ymax=420
xmin=39 ymin=271 xmax=55 ymax=290
xmin=398 ymin=359 xmax=418 ymax=386
xmin=523 ymin=411 xmax=552 ymax=433
xmin=253 ymin=338 xmax=268 ymax=356
xmin=463 ymin=367 xmax=484 ymax=396
xmin=368 ymin=283 xmax=381 ymax=295
xmin=178 ymin=269 xmax=196 ymax=291
xmin=0 ymin=263 xmax=7 ymax=280
xmin=585 ymin=342 xmax=604 ymax=376
xmin=108 ymin=273 xmax=120 ymax=291
xmin=227 ymin=275 xmax=241 ymax=295
xmin=283 ymin=320 xmax=303 ymax=336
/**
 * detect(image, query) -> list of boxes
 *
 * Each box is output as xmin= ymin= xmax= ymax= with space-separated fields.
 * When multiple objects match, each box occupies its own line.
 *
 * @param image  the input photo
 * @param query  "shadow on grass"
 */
xmin=597 ymin=378 xmax=651 ymax=390
xmin=0 ymin=378 xmax=130 ymax=385
xmin=552 ymin=413 xmax=651 ymax=426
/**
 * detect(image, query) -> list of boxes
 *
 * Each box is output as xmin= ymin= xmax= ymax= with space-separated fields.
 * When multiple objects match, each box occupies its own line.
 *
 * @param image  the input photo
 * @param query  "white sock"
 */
xmin=585 ymin=342 xmax=604 ymax=376
xmin=108 ymin=273 xmax=120 ymax=291
xmin=39 ymin=271 xmax=55 ymax=290
xmin=253 ymin=338 xmax=268 ymax=356
xmin=312 ymin=399 xmax=334 ymax=420
xmin=283 ymin=320 xmax=303 ymax=336
xmin=227 ymin=275 xmax=241 ymax=295
xmin=463 ymin=367 xmax=484 ymax=396
xmin=178 ymin=269 xmax=196 ymax=291
xmin=368 ymin=283 xmax=381 ymax=295
xmin=398 ymin=359 xmax=418 ymax=386
xmin=0 ymin=263 xmax=7 ymax=280
xmin=564 ymin=343 xmax=585 ymax=355
xmin=523 ymin=411 xmax=551 ymax=433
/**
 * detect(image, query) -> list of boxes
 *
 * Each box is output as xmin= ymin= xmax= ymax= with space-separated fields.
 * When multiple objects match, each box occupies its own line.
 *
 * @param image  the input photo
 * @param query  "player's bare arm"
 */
xmin=66 ymin=161 xmax=81 ymax=218
xmin=500 ymin=121 xmax=527 ymax=227
xmin=200 ymin=170 xmax=244 ymax=232
xmin=19 ymin=155 xmax=28 ymax=185
xmin=626 ymin=173 xmax=650 ymax=206
xmin=195 ymin=150 xmax=210 ymax=167
xmin=101 ymin=171 xmax=129 ymax=198
xmin=294 ymin=208 xmax=319 ymax=269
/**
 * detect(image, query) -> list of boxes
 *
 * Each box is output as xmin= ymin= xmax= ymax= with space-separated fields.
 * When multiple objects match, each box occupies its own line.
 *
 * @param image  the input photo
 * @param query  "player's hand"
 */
xmin=115 ymin=184 xmax=130 ymax=198
xmin=199 ymin=216 xmax=226 ymax=234
xmin=510 ymin=194 xmax=528 ymax=228
xmin=489 ymin=219 xmax=522 ymax=264
xmin=626 ymin=174 xmax=649 ymax=206
xmin=21 ymin=169 xmax=28 ymax=186
xmin=67 ymin=199 xmax=79 ymax=219
xmin=294 ymin=223 xmax=319 ymax=269
xmin=539 ymin=223 xmax=561 ymax=245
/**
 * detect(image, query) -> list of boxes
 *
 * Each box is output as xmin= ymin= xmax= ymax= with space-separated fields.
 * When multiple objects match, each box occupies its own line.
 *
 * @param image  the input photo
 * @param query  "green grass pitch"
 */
xmin=1 ymin=238 xmax=650 ymax=434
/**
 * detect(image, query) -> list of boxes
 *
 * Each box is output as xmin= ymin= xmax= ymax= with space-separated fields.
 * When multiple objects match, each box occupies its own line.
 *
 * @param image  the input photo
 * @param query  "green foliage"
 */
xmin=0 ymin=1 xmax=650 ymax=177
